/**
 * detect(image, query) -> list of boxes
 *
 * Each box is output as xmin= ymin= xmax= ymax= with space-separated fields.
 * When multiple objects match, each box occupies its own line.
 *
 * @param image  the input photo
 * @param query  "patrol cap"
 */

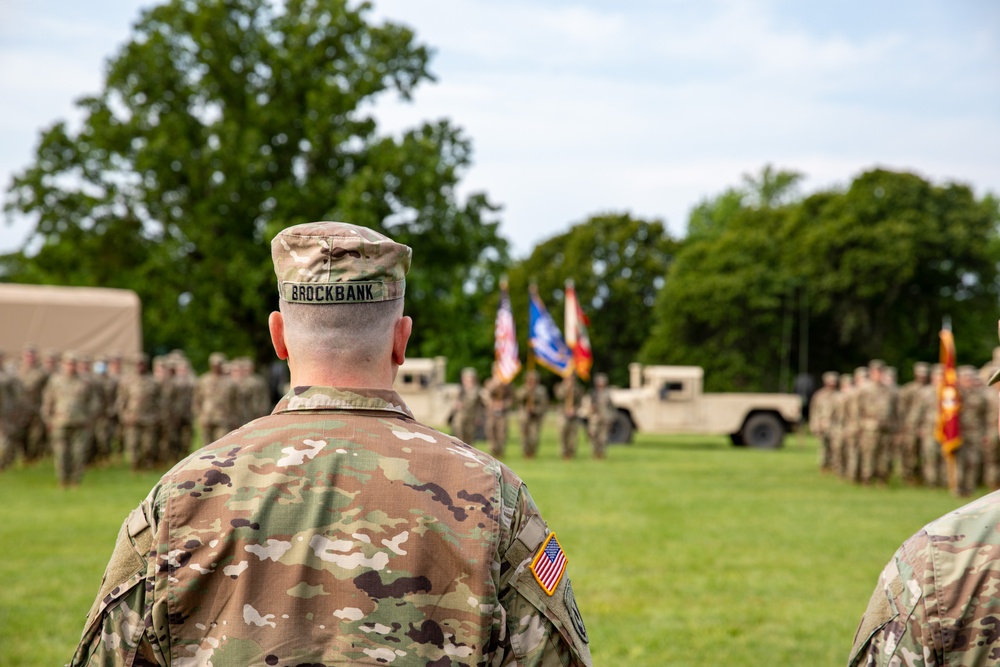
xmin=132 ymin=352 xmax=149 ymax=365
xmin=62 ymin=350 xmax=79 ymax=363
xmin=913 ymin=361 xmax=930 ymax=375
xmin=868 ymin=359 xmax=886 ymax=370
xmin=822 ymin=371 xmax=838 ymax=382
xmin=209 ymin=352 xmax=226 ymax=366
xmin=271 ymin=222 xmax=411 ymax=305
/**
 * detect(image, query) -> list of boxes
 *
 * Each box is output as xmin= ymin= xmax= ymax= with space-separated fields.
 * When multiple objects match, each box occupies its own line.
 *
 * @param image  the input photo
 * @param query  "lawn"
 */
xmin=0 ymin=428 xmax=978 ymax=666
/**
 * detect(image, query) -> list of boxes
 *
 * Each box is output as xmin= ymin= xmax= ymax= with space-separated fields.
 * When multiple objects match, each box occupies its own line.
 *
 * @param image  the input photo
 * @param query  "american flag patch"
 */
xmin=531 ymin=533 xmax=567 ymax=596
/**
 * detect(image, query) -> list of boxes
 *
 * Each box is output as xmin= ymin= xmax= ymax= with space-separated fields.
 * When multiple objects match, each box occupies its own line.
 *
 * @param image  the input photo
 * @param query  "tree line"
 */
xmin=3 ymin=0 xmax=998 ymax=391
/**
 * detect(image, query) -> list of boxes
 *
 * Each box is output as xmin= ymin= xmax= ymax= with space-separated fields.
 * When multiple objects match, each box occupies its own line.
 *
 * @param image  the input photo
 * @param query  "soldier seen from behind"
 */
xmin=516 ymin=369 xmax=549 ymax=458
xmin=69 ymin=221 xmax=592 ymax=666
xmin=41 ymin=352 xmax=96 ymax=487
xmin=586 ymin=372 xmax=614 ymax=459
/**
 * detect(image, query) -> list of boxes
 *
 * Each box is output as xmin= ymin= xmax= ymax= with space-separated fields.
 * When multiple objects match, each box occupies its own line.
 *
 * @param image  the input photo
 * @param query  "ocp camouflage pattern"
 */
xmin=848 ymin=489 xmax=1000 ymax=667
xmin=71 ymin=385 xmax=591 ymax=666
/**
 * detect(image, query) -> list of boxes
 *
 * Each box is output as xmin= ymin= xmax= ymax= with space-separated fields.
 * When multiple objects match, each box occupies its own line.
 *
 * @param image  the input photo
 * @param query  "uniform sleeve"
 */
xmin=847 ymin=532 xmax=934 ymax=667
xmin=497 ymin=478 xmax=592 ymax=667
xmin=69 ymin=490 xmax=168 ymax=667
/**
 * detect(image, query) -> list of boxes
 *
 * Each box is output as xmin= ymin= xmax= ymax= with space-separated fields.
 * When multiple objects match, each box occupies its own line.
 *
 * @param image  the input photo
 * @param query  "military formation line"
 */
xmin=0 ymin=346 xmax=274 ymax=487
xmin=809 ymin=359 xmax=997 ymax=496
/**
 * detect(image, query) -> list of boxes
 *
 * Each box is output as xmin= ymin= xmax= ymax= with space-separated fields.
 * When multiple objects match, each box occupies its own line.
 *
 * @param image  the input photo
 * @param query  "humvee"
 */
xmin=608 ymin=363 xmax=802 ymax=448
xmin=393 ymin=356 xmax=459 ymax=429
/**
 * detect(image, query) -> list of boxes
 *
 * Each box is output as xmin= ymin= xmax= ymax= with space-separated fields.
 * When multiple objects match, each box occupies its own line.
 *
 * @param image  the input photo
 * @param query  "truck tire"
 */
xmin=608 ymin=410 xmax=634 ymax=444
xmin=741 ymin=413 xmax=783 ymax=449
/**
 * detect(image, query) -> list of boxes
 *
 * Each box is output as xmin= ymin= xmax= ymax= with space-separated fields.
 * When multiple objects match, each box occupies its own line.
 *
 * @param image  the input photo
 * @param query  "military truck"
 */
xmin=393 ymin=356 xmax=460 ymax=429
xmin=608 ymin=364 xmax=802 ymax=448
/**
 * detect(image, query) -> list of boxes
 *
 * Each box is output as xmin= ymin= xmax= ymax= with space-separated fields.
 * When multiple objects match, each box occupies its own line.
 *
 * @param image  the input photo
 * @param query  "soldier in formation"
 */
xmin=818 ymin=358 xmax=1000 ymax=496
xmin=482 ymin=363 xmax=513 ymax=457
xmin=452 ymin=366 xmax=484 ymax=445
xmin=555 ymin=373 xmax=584 ymax=459
xmin=0 ymin=345 xmax=275 ymax=482
xmin=585 ymin=373 xmax=614 ymax=459
xmin=808 ymin=371 xmax=839 ymax=472
xmin=515 ymin=370 xmax=549 ymax=458
xmin=193 ymin=352 xmax=240 ymax=444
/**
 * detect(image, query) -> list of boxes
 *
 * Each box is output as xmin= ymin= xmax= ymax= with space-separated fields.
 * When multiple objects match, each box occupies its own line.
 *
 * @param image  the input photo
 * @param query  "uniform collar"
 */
xmin=271 ymin=386 xmax=414 ymax=419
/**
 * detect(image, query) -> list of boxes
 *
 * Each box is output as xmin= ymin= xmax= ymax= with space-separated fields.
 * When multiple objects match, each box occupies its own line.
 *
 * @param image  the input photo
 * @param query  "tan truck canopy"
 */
xmin=0 ymin=284 xmax=142 ymax=358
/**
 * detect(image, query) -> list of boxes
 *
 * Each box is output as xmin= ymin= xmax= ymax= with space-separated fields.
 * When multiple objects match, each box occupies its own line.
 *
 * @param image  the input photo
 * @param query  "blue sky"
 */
xmin=1 ymin=0 xmax=998 ymax=257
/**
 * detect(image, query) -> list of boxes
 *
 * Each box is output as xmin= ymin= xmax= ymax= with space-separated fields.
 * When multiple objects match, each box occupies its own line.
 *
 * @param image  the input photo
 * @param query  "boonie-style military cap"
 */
xmin=271 ymin=222 xmax=411 ymax=305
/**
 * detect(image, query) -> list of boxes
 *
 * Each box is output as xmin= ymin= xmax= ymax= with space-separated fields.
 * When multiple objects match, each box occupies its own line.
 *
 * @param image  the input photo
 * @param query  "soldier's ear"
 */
xmin=392 ymin=316 xmax=412 ymax=367
xmin=269 ymin=312 xmax=288 ymax=361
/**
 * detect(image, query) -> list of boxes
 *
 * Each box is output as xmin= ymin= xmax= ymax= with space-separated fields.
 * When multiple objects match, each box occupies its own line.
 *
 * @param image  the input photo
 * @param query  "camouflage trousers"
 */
xmin=983 ymin=433 xmax=1000 ymax=490
xmin=817 ymin=432 xmax=832 ymax=471
xmin=588 ymin=418 xmax=608 ymax=459
xmin=921 ymin=434 xmax=945 ymax=487
xmin=0 ymin=421 xmax=14 ymax=469
xmin=22 ymin=413 xmax=48 ymax=461
xmin=51 ymin=425 xmax=89 ymax=486
xmin=453 ymin=416 xmax=477 ymax=446
xmin=857 ymin=427 xmax=886 ymax=484
xmin=485 ymin=410 xmax=508 ymax=457
xmin=843 ymin=432 xmax=861 ymax=482
xmin=895 ymin=431 xmax=921 ymax=484
xmin=828 ymin=429 xmax=845 ymax=477
xmin=560 ymin=414 xmax=579 ymax=459
xmin=520 ymin=415 xmax=543 ymax=458
xmin=957 ymin=438 xmax=982 ymax=497
xmin=124 ymin=424 xmax=160 ymax=470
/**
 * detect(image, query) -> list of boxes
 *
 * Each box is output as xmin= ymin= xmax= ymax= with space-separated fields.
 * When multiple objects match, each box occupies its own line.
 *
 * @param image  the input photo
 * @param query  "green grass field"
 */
xmin=0 ymin=428 xmax=981 ymax=666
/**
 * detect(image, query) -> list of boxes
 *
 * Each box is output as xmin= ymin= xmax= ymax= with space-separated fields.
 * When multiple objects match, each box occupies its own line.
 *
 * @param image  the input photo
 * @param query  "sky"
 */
xmin=1 ymin=0 xmax=998 ymax=258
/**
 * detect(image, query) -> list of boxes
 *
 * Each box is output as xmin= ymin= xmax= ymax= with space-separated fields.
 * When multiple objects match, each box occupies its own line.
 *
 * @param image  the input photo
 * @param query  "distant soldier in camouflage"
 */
xmin=482 ymin=363 xmax=513 ymax=457
xmin=555 ymin=373 xmax=584 ymax=460
xmin=75 ymin=353 xmax=103 ymax=464
xmin=117 ymin=353 xmax=162 ymax=470
xmin=234 ymin=357 xmax=271 ymax=425
xmin=983 ymin=370 xmax=1000 ymax=491
xmin=516 ymin=369 xmax=549 ymax=458
xmin=152 ymin=356 xmax=177 ymax=466
xmin=848 ymin=331 xmax=1000 ymax=667
xmin=193 ymin=352 xmax=239 ymax=444
xmin=856 ymin=361 xmax=894 ymax=485
xmin=171 ymin=355 xmax=196 ymax=458
xmin=895 ymin=361 xmax=929 ymax=484
xmin=41 ymin=352 xmax=96 ymax=486
xmin=0 ymin=349 xmax=23 ymax=470
xmin=586 ymin=372 xmax=615 ymax=459
xmin=917 ymin=364 xmax=945 ymax=487
xmin=810 ymin=371 xmax=839 ymax=472
xmin=843 ymin=366 xmax=869 ymax=482
xmin=452 ymin=366 xmax=483 ymax=445
xmin=102 ymin=353 xmax=124 ymax=457
xmin=16 ymin=344 xmax=50 ymax=461
xmin=70 ymin=221 xmax=591 ymax=666
xmin=957 ymin=365 xmax=987 ymax=497
xmin=828 ymin=373 xmax=854 ymax=477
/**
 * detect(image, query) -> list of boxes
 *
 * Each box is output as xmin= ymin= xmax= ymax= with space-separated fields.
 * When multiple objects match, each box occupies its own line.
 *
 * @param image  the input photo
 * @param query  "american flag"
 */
xmin=531 ymin=533 xmax=567 ymax=595
xmin=494 ymin=281 xmax=521 ymax=384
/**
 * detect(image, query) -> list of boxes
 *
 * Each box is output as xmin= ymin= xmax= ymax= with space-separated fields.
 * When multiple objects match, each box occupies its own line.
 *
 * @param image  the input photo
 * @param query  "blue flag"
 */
xmin=529 ymin=289 xmax=573 ymax=377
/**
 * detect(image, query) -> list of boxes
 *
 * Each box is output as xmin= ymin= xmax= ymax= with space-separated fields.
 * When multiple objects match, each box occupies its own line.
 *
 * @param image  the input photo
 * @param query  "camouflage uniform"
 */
xmin=586 ymin=374 xmax=615 ymax=459
xmin=0 ymin=359 xmax=22 ymax=469
xmin=809 ymin=372 xmax=839 ymax=471
xmin=848 ymin=489 xmax=1000 ymax=667
xmin=843 ymin=369 xmax=868 ymax=482
xmin=555 ymin=375 xmax=584 ymax=460
xmin=71 ymin=221 xmax=591 ymax=667
xmin=828 ymin=375 xmax=853 ymax=477
xmin=235 ymin=358 xmax=272 ymax=426
xmin=194 ymin=353 xmax=240 ymax=444
xmin=483 ymin=373 xmax=513 ymax=457
xmin=516 ymin=372 xmax=550 ymax=458
xmin=16 ymin=352 xmax=50 ymax=461
xmin=957 ymin=371 xmax=987 ymax=497
xmin=171 ymin=357 xmax=196 ymax=459
xmin=983 ymin=384 xmax=1000 ymax=490
xmin=41 ymin=354 xmax=96 ymax=485
xmin=453 ymin=368 xmax=483 ymax=446
xmin=894 ymin=363 xmax=929 ymax=484
xmin=118 ymin=356 xmax=162 ymax=470
xmin=918 ymin=370 xmax=945 ymax=487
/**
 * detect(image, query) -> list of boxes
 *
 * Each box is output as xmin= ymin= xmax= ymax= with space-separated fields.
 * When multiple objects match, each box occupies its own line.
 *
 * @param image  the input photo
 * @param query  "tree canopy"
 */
xmin=642 ymin=167 xmax=1000 ymax=391
xmin=507 ymin=214 xmax=678 ymax=387
xmin=2 ymin=0 xmax=505 ymax=369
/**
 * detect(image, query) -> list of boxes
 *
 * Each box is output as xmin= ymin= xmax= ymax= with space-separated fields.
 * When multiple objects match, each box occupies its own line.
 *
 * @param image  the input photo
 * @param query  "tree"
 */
xmin=506 ymin=213 xmax=678 ymax=387
xmin=642 ymin=168 xmax=1000 ymax=391
xmin=3 ymin=0 xmax=506 ymax=369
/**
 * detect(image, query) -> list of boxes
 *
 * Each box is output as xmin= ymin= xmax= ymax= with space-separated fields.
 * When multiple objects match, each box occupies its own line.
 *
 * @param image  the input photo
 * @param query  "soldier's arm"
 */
xmin=69 ymin=488 xmax=169 ymax=667
xmin=847 ymin=532 xmax=933 ymax=667
xmin=496 ymin=475 xmax=592 ymax=666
